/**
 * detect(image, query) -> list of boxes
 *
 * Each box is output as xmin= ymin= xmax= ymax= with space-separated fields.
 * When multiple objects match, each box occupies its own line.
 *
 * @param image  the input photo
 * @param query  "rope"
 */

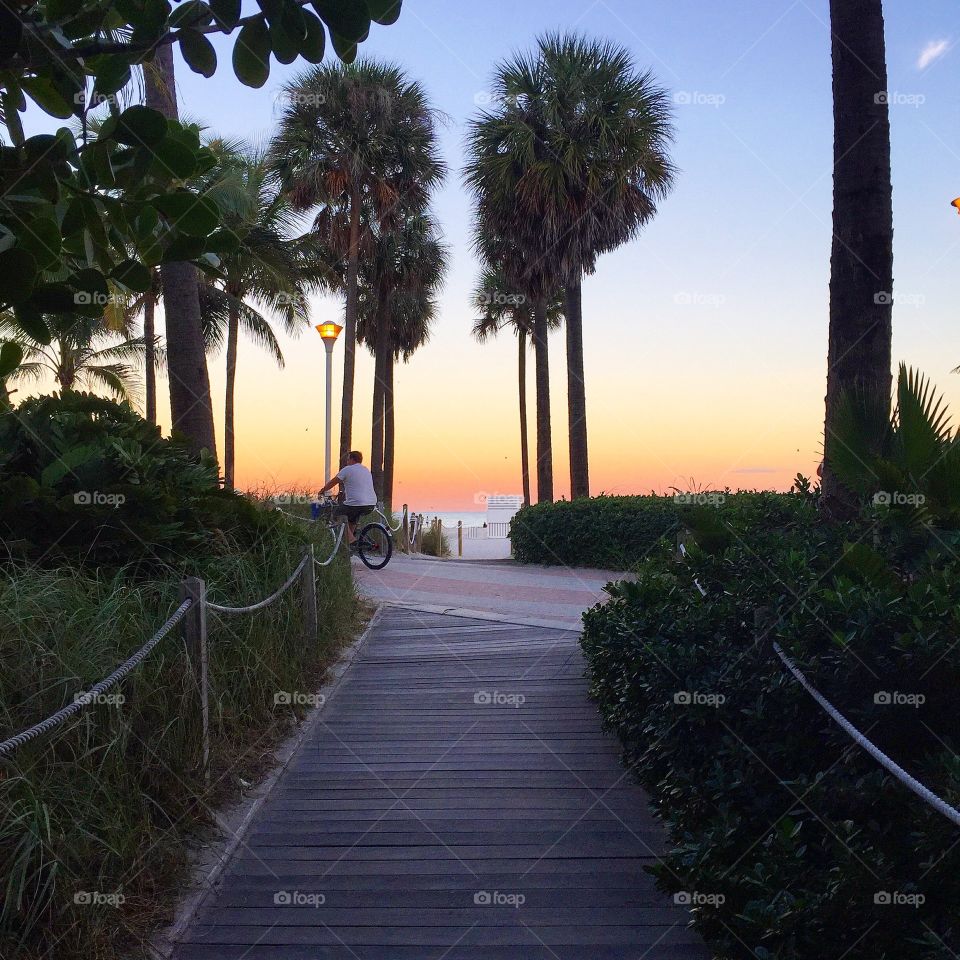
xmin=772 ymin=642 xmax=960 ymax=829
xmin=675 ymin=538 xmax=960 ymax=829
xmin=0 ymin=599 xmax=193 ymax=758
xmin=206 ymin=555 xmax=309 ymax=614
xmin=376 ymin=503 xmax=403 ymax=533
xmin=315 ymin=523 xmax=345 ymax=567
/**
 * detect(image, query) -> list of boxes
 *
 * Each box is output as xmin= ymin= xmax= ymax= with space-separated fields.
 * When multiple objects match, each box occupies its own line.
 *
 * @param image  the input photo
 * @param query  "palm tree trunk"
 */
xmin=533 ymin=297 xmax=553 ymax=503
xmin=518 ymin=328 xmax=531 ymax=507
xmin=383 ymin=350 xmax=395 ymax=514
xmin=822 ymin=0 xmax=893 ymax=514
xmin=143 ymin=289 xmax=156 ymax=426
xmin=564 ymin=279 xmax=589 ymax=500
xmin=144 ymin=45 xmax=217 ymax=459
xmin=339 ymin=186 xmax=362 ymax=467
xmin=223 ymin=300 xmax=240 ymax=489
xmin=370 ymin=305 xmax=389 ymax=499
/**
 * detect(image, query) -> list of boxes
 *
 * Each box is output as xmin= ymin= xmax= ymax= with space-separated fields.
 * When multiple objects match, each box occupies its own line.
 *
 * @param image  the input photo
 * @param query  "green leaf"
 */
xmin=22 ymin=76 xmax=75 ymax=118
xmin=31 ymin=282 xmax=78 ymax=313
xmin=205 ymin=228 xmax=241 ymax=253
xmin=0 ymin=341 xmax=24 ymax=379
xmin=0 ymin=5 xmax=23 ymax=66
xmin=330 ymin=31 xmax=357 ymax=63
xmin=170 ymin=0 xmax=211 ymax=27
xmin=0 ymin=249 xmax=38 ymax=306
xmin=154 ymin=190 xmax=220 ymax=236
xmin=366 ymin=0 xmax=400 ymax=24
xmin=299 ymin=10 xmax=326 ymax=62
xmin=210 ymin=0 xmax=241 ymax=29
xmin=111 ymin=259 xmax=153 ymax=292
xmin=312 ymin=0 xmax=369 ymax=42
xmin=162 ymin=234 xmax=206 ymax=261
xmin=90 ymin=54 xmax=132 ymax=98
xmin=269 ymin=13 xmax=301 ymax=64
xmin=180 ymin=28 xmax=218 ymax=77
xmin=115 ymin=105 xmax=168 ymax=146
xmin=16 ymin=217 xmax=61 ymax=272
xmin=232 ymin=16 xmax=271 ymax=88
xmin=151 ymin=134 xmax=199 ymax=179
xmin=14 ymin=305 xmax=50 ymax=345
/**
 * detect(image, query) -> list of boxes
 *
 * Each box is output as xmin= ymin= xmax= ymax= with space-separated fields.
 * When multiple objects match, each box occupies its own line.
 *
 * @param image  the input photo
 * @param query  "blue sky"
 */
xmin=18 ymin=0 xmax=960 ymax=505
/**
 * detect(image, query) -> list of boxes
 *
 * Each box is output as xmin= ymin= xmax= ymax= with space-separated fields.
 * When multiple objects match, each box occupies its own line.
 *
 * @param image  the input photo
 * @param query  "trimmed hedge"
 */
xmin=580 ymin=504 xmax=960 ymax=958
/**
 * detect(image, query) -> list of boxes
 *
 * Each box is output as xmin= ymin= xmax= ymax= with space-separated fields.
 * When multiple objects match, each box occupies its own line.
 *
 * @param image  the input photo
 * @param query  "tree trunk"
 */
xmin=383 ymin=349 xmax=395 ymax=514
xmin=564 ymin=279 xmax=589 ymax=500
xmin=370 ymin=305 xmax=389 ymax=499
xmin=533 ymin=298 xmax=553 ymax=503
xmin=144 ymin=44 xmax=217 ymax=459
xmin=223 ymin=299 xmax=240 ymax=489
xmin=822 ymin=0 xmax=893 ymax=513
xmin=518 ymin=328 xmax=531 ymax=508
xmin=143 ymin=288 xmax=156 ymax=426
xmin=338 ymin=186 xmax=362 ymax=467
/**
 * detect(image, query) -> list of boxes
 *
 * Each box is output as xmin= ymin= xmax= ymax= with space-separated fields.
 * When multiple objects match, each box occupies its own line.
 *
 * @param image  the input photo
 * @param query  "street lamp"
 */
xmin=316 ymin=322 xmax=343 ymax=483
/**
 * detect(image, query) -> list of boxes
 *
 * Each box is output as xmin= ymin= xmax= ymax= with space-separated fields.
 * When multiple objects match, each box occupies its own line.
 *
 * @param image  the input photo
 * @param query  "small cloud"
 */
xmin=918 ymin=39 xmax=951 ymax=70
xmin=731 ymin=467 xmax=778 ymax=474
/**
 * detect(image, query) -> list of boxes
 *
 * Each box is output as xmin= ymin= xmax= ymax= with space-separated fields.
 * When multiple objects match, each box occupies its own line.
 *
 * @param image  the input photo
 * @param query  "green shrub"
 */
xmin=581 ymin=510 xmax=960 ymax=958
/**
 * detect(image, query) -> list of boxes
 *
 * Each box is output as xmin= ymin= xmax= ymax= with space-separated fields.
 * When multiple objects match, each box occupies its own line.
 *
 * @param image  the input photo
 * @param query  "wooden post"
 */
xmin=178 ymin=576 xmax=209 ymax=788
xmin=401 ymin=504 xmax=409 ymax=554
xmin=457 ymin=520 xmax=463 ymax=558
xmin=301 ymin=543 xmax=317 ymax=646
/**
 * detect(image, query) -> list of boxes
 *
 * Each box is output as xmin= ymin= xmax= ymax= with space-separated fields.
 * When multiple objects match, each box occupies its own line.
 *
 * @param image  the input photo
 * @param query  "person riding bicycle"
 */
xmin=318 ymin=450 xmax=377 ymax=548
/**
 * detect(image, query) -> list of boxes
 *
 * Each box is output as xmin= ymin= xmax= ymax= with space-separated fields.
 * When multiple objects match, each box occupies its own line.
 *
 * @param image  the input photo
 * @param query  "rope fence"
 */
xmin=675 ymin=534 xmax=960 ymax=830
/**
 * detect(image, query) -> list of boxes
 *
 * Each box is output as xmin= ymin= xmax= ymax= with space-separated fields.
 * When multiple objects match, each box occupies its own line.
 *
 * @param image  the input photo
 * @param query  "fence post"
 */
xmin=401 ymin=504 xmax=409 ymax=554
xmin=457 ymin=520 xmax=463 ymax=558
xmin=178 ymin=576 xmax=209 ymax=788
xmin=301 ymin=543 xmax=318 ymax=646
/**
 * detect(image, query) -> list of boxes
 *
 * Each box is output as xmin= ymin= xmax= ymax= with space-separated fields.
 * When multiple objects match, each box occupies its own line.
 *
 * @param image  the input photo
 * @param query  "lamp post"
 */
xmin=316 ymin=322 xmax=343 ymax=483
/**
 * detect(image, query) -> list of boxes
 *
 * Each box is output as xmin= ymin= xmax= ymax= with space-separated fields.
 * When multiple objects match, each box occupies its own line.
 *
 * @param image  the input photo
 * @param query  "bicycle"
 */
xmin=314 ymin=495 xmax=393 ymax=571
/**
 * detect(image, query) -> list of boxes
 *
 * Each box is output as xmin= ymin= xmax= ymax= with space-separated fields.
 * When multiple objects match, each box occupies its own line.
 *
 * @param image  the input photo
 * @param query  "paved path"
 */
xmin=354 ymin=556 xmax=627 ymax=630
xmin=174 ymin=607 xmax=708 ymax=959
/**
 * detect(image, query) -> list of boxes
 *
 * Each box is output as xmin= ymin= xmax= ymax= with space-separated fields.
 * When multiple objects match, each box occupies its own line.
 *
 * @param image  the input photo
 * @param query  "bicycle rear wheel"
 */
xmin=356 ymin=523 xmax=393 ymax=570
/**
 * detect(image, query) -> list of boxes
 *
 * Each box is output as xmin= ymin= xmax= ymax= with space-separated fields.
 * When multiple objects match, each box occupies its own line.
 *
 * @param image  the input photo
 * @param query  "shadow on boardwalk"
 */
xmin=173 ymin=606 xmax=709 ymax=959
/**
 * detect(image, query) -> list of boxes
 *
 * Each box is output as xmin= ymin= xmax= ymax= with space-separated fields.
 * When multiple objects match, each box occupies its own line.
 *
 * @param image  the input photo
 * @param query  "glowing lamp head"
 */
xmin=315 ymin=322 xmax=343 ymax=343
xmin=952 ymin=197 xmax=960 ymax=215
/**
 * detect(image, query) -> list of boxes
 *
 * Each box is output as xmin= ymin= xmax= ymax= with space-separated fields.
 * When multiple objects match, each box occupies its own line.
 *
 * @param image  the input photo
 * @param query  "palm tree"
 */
xmin=471 ymin=263 xmax=563 ymax=507
xmin=822 ymin=0 xmax=894 ymax=515
xmin=142 ymin=45 xmax=218 ymax=457
xmin=357 ymin=209 xmax=447 ymax=507
xmin=466 ymin=34 xmax=675 ymax=502
xmin=270 ymin=60 xmax=445 ymax=468
xmin=1 ymin=314 xmax=146 ymax=404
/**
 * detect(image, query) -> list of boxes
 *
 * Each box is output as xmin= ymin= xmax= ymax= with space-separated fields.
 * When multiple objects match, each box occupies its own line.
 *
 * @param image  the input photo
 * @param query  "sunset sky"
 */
xmin=21 ymin=0 xmax=960 ymax=509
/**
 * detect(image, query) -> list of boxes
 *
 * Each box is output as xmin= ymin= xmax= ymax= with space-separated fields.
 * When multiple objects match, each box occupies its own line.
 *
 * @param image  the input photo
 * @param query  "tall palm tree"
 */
xmin=270 ymin=60 xmax=445 ymax=467
xmin=471 ymin=264 xmax=563 ymax=507
xmin=822 ymin=0 xmax=894 ymax=514
xmin=357 ymin=209 xmax=447 ymax=507
xmin=466 ymin=34 xmax=675 ymax=502
xmin=142 ymin=45 xmax=218 ymax=457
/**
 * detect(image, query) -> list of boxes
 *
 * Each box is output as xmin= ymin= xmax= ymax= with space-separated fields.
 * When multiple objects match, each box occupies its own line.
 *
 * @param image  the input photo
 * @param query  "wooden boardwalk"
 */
xmin=174 ymin=606 xmax=709 ymax=959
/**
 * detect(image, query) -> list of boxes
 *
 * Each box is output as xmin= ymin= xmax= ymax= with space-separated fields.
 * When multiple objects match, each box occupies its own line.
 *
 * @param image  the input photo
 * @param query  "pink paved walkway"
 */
xmin=353 ymin=556 xmax=631 ymax=630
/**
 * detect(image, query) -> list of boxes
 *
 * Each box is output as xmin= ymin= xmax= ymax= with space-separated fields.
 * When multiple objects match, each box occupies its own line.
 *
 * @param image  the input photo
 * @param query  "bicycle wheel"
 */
xmin=356 ymin=522 xmax=393 ymax=570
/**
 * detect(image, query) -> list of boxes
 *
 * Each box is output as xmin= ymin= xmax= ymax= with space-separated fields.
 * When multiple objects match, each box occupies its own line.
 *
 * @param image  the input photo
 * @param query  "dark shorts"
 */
xmin=335 ymin=504 xmax=375 ymax=524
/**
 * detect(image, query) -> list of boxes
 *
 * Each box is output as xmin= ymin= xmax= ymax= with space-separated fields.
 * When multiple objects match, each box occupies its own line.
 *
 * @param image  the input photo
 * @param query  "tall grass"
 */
xmin=0 ymin=513 xmax=357 ymax=960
